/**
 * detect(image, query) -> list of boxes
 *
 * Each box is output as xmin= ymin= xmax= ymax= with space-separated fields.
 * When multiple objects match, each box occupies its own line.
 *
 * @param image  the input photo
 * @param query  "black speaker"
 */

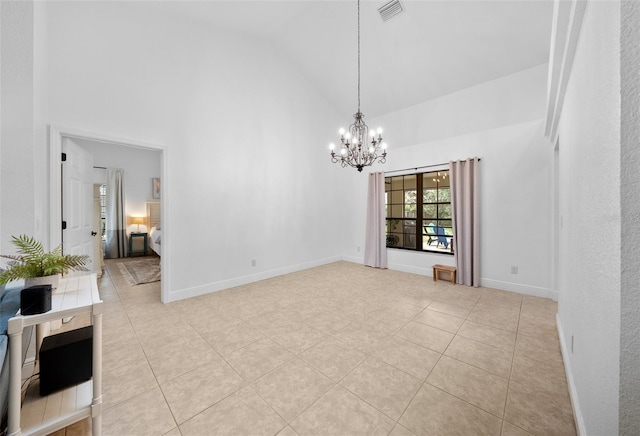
xmin=39 ymin=326 xmax=93 ymax=396
xmin=20 ymin=285 xmax=52 ymax=315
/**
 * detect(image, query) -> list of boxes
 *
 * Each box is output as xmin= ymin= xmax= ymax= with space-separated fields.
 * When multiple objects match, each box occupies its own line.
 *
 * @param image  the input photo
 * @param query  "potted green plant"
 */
xmin=0 ymin=235 xmax=89 ymax=289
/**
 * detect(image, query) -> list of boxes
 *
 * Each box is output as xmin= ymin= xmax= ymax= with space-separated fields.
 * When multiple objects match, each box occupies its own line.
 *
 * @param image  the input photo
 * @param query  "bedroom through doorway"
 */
xmin=50 ymin=127 xmax=167 ymax=302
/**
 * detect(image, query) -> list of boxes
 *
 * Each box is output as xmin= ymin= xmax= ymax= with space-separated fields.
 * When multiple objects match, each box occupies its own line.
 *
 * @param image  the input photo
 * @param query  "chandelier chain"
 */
xmin=357 ymin=0 xmax=361 ymax=112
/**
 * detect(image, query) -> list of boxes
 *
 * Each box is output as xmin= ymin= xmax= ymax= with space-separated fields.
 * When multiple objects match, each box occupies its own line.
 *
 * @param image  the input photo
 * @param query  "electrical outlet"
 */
xmin=357 ymin=246 xmax=361 ymax=252
xmin=251 ymin=259 xmax=256 ymax=267
xmin=571 ymin=334 xmax=574 ymax=353
xmin=510 ymin=266 xmax=518 ymax=274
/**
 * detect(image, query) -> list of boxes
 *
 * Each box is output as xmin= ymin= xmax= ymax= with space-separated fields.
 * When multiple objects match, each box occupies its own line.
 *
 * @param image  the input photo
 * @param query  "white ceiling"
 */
xmin=135 ymin=0 xmax=554 ymax=118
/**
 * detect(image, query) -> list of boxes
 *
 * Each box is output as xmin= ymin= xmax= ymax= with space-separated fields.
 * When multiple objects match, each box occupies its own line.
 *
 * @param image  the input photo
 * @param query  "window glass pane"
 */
xmin=438 ymin=220 xmax=452 ymax=232
xmin=423 ymin=172 xmax=437 ymax=189
xmin=388 ymin=219 xmax=401 ymax=233
xmin=438 ymin=187 xmax=451 ymax=202
xmin=391 ymin=176 xmax=403 ymax=190
xmin=387 ymin=232 xmax=402 ymax=247
xmin=385 ymin=179 xmax=392 ymax=192
xmin=404 ymin=175 xmax=416 ymax=189
xmin=391 ymin=191 xmax=403 ymax=204
xmin=405 ymin=190 xmax=417 ymax=204
xmin=405 ymin=205 xmax=417 ymax=218
xmin=423 ymin=204 xmax=437 ymax=219
xmin=438 ymin=204 xmax=451 ymax=219
xmin=423 ymin=189 xmax=437 ymax=203
xmin=402 ymin=234 xmax=416 ymax=249
xmin=391 ymin=205 xmax=403 ymax=217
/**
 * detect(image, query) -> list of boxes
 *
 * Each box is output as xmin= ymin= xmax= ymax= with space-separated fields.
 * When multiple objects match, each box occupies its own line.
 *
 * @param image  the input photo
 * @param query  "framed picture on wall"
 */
xmin=152 ymin=178 xmax=160 ymax=199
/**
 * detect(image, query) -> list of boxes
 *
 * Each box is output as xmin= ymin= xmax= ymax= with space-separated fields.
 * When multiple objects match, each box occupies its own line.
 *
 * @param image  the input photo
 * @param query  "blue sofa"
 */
xmin=0 ymin=283 xmax=33 ymax=432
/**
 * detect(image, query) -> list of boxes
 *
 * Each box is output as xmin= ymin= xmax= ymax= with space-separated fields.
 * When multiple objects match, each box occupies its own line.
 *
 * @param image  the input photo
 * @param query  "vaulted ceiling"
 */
xmin=129 ymin=0 xmax=554 ymax=118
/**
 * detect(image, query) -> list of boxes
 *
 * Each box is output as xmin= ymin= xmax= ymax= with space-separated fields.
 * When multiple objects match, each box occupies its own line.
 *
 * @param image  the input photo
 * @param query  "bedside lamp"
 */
xmin=131 ymin=216 xmax=145 ymax=233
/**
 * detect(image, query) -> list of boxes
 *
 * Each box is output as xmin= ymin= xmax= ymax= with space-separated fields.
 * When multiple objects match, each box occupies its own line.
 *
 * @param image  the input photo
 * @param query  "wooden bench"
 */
xmin=432 ymin=264 xmax=457 ymax=284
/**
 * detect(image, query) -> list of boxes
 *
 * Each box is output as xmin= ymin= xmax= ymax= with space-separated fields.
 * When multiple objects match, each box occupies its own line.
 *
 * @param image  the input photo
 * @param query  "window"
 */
xmin=385 ymin=170 xmax=453 ymax=254
xmin=99 ymin=184 xmax=107 ymax=239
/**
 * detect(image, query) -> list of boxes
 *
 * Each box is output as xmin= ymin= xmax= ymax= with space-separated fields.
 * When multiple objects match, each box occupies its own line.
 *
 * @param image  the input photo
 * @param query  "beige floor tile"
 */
xmin=304 ymin=310 xmax=351 ymax=334
xmin=225 ymin=337 xmax=294 ymax=381
xmin=252 ymin=358 xmax=334 ymax=422
xmin=444 ymin=335 xmax=513 ymax=378
xmin=384 ymin=301 xmax=425 ymax=319
xmin=458 ymin=320 xmax=517 ymax=352
xmin=504 ymin=381 xmax=576 ymax=436
xmin=291 ymin=385 xmax=395 ymax=436
xmin=517 ymin=311 xmax=558 ymax=340
xmin=200 ymin=322 xmax=265 ymax=355
xmin=427 ymin=355 xmax=508 ymax=417
xmin=102 ymin=359 xmax=158 ymax=410
xmin=501 ymin=421 xmax=534 ymax=436
xmin=300 ymin=336 xmax=367 ymax=382
xmin=276 ymin=426 xmax=300 ymax=436
xmin=161 ymin=358 xmax=245 ymax=424
xmin=396 ymin=321 xmax=454 ymax=353
xmin=340 ymin=357 xmax=422 ymax=420
xmin=374 ymin=336 xmax=441 ymax=380
xmin=179 ymin=386 xmax=286 ymax=436
xmin=413 ymin=308 xmax=465 ymax=333
xmin=428 ymin=299 xmax=474 ymax=318
xmin=399 ymin=383 xmax=502 ymax=436
xmin=514 ymin=332 xmax=563 ymax=367
xmin=510 ymin=354 xmax=568 ymax=394
xmin=102 ymin=339 xmax=147 ymax=373
xmin=265 ymin=323 xmax=328 ymax=355
xmin=467 ymin=306 xmax=520 ymax=332
xmin=520 ymin=296 xmax=557 ymax=320
xmin=102 ymin=386 xmax=176 ymax=436
xmin=333 ymin=322 xmax=393 ymax=353
xmin=162 ymin=427 xmax=182 ymax=436
xmin=84 ymin=259 xmax=574 ymax=436
xmin=389 ymin=423 xmax=416 ymax=436
xmin=145 ymin=336 xmax=221 ymax=383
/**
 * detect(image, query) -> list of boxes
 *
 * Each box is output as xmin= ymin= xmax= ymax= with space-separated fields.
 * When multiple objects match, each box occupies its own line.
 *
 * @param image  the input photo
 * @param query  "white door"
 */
xmin=62 ymin=139 xmax=95 ymax=272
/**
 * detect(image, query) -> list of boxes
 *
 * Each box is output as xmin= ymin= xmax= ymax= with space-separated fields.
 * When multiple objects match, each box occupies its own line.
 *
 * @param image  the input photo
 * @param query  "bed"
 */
xmin=146 ymin=201 xmax=161 ymax=256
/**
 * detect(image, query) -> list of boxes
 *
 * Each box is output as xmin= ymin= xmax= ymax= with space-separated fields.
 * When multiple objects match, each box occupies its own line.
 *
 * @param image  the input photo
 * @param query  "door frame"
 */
xmin=49 ymin=126 xmax=170 ymax=303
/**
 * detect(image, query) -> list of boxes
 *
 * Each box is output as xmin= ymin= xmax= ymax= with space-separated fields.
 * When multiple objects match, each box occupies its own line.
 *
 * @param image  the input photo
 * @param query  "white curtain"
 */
xmin=104 ymin=168 xmax=127 ymax=258
xmin=364 ymin=172 xmax=388 ymax=269
xmin=450 ymin=157 xmax=479 ymax=286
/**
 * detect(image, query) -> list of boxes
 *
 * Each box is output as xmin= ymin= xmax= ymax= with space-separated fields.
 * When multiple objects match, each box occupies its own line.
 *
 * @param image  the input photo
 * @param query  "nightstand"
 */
xmin=129 ymin=232 xmax=148 ymax=257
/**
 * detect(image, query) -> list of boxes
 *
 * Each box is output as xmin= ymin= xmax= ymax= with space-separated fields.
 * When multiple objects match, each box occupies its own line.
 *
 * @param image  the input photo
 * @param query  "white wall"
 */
xmin=341 ymin=65 xmax=554 ymax=298
xmin=45 ymin=2 xmax=345 ymax=302
xmin=0 ymin=1 xmax=36 ymax=251
xmin=70 ymin=138 xmax=161 ymax=234
xmin=620 ymin=1 xmax=640 ymax=433
xmin=556 ymin=2 xmax=621 ymax=434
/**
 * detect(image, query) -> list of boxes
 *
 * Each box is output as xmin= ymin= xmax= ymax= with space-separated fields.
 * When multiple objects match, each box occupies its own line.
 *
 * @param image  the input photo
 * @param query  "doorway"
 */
xmin=49 ymin=127 xmax=169 ymax=303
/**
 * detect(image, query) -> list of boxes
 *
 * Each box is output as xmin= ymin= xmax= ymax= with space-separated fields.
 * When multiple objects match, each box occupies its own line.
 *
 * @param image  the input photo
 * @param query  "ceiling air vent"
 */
xmin=378 ymin=0 xmax=404 ymax=22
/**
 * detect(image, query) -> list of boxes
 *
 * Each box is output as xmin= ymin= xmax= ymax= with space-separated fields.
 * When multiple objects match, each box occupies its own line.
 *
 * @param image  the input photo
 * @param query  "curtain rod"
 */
xmin=384 ymin=158 xmax=481 ymax=175
xmin=93 ymin=166 xmax=106 ymax=169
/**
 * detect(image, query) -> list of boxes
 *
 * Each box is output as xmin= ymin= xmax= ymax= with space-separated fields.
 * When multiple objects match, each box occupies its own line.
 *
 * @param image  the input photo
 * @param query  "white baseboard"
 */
xmin=167 ymin=255 xmax=342 ymax=302
xmin=480 ymin=278 xmax=553 ymax=298
xmin=556 ymin=314 xmax=586 ymax=436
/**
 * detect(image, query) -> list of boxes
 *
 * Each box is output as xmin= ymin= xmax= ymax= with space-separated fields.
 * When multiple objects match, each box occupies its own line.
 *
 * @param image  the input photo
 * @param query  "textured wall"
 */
xmin=556 ymin=2 xmax=621 ymax=434
xmin=620 ymin=1 xmax=640 ymax=433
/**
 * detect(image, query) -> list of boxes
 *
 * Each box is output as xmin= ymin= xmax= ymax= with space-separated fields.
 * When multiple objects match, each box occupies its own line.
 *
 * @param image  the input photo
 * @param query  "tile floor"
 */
xmin=51 ymin=258 xmax=576 ymax=436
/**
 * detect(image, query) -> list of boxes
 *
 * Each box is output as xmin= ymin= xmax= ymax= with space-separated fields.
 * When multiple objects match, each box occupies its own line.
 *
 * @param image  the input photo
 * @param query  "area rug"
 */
xmin=117 ymin=258 xmax=161 ymax=285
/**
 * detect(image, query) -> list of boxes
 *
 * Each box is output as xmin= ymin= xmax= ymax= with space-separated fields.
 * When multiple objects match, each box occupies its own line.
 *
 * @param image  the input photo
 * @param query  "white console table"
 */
xmin=7 ymin=274 xmax=103 ymax=436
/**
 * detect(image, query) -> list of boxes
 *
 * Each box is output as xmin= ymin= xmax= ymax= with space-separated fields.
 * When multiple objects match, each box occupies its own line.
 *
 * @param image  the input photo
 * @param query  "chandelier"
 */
xmin=329 ymin=0 xmax=387 ymax=172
